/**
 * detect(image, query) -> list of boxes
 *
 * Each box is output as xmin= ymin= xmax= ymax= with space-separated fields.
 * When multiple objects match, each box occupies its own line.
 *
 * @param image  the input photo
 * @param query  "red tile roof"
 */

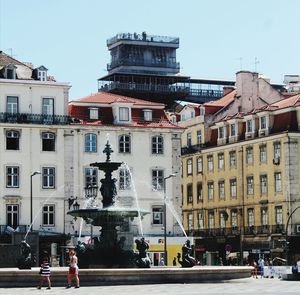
xmin=204 ymin=89 xmax=236 ymax=108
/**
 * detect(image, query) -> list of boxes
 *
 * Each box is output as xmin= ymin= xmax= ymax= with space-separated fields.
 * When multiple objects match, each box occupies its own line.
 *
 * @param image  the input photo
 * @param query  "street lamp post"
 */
xmin=163 ymin=173 xmax=176 ymax=266
xmin=30 ymin=171 xmax=41 ymax=231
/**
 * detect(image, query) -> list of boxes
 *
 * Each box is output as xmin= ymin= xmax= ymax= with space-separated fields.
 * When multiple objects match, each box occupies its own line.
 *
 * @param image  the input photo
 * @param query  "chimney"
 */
xmin=223 ymin=86 xmax=235 ymax=96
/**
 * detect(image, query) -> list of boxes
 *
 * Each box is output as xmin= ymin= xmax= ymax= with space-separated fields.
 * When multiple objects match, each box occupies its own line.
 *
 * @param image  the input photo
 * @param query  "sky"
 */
xmin=0 ymin=0 xmax=300 ymax=100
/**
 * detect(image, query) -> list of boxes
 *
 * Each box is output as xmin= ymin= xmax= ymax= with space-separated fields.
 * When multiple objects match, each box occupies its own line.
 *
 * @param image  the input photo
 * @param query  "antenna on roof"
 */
xmin=253 ymin=57 xmax=260 ymax=73
xmin=6 ymin=48 xmax=17 ymax=58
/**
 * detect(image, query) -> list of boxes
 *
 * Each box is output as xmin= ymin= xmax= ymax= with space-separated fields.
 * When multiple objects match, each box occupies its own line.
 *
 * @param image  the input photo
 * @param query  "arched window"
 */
xmin=85 ymin=133 xmax=97 ymax=152
xmin=152 ymin=135 xmax=163 ymax=154
xmin=119 ymin=134 xmax=131 ymax=153
xmin=42 ymin=132 xmax=55 ymax=151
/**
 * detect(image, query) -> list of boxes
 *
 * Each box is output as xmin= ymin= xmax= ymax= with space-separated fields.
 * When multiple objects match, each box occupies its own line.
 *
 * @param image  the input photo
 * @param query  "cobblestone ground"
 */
xmin=0 ymin=278 xmax=299 ymax=295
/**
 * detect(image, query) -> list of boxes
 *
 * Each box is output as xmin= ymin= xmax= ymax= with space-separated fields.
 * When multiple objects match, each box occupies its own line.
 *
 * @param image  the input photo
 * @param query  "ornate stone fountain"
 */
xmin=67 ymin=141 xmax=149 ymax=268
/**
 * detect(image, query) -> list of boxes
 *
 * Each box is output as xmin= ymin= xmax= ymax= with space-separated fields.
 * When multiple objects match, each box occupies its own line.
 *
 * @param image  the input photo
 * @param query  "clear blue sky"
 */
xmin=0 ymin=0 xmax=299 ymax=99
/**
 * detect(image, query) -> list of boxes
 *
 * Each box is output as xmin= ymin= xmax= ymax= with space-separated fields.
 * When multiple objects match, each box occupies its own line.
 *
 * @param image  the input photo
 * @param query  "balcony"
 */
xmin=0 ymin=112 xmax=72 ymax=125
xmin=192 ymin=227 xmax=240 ymax=237
xmin=181 ymin=144 xmax=203 ymax=155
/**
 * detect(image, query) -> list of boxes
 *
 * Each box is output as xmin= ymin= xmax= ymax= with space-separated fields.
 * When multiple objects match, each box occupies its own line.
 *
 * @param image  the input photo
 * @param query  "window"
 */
xmin=6 ymin=166 xmax=19 ymax=188
xmin=247 ymin=208 xmax=254 ymax=227
xmin=42 ymin=167 xmax=55 ymax=189
xmin=187 ymin=159 xmax=193 ymax=175
xmin=275 ymin=172 xmax=282 ymax=192
xmin=89 ymin=108 xmax=99 ymax=120
xmin=208 ymin=182 xmax=214 ymax=200
xmin=246 ymin=147 xmax=253 ymax=164
xmin=229 ymin=151 xmax=236 ymax=168
xmin=152 ymin=169 xmax=163 ymax=191
xmin=259 ymin=145 xmax=267 ymax=163
xmin=38 ymin=70 xmax=47 ymax=81
xmin=119 ymin=107 xmax=129 ymax=121
xmin=230 ymin=178 xmax=237 ymax=198
xmin=6 ymin=204 xmax=19 ymax=229
xmin=274 ymin=142 xmax=281 ymax=159
xmin=218 ymin=153 xmax=224 ymax=170
xmin=119 ymin=168 xmax=131 ymax=190
xmin=247 ymin=176 xmax=254 ymax=195
xmin=208 ymin=211 xmax=214 ymax=229
xmin=218 ymin=126 xmax=224 ymax=139
xmin=188 ymin=213 xmax=193 ymax=232
xmin=152 ymin=136 xmax=164 ymax=154
xmin=197 ymin=130 xmax=202 ymax=145
xmin=218 ymin=181 xmax=225 ymax=200
xmin=260 ymin=174 xmax=268 ymax=194
xmin=230 ymin=123 xmax=236 ymax=137
xmin=85 ymin=133 xmax=97 ymax=152
xmin=220 ymin=212 xmax=226 ymax=229
xmin=197 ymin=182 xmax=203 ymax=202
xmin=42 ymin=132 xmax=55 ymax=151
xmin=197 ymin=157 xmax=203 ymax=173
xmin=207 ymin=155 xmax=213 ymax=172
xmin=5 ymin=65 xmax=16 ymax=79
xmin=275 ymin=206 xmax=282 ymax=225
xmin=260 ymin=116 xmax=267 ymax=129
xmin=231 ymin=210 xmax=237 ymax=228
xmin=6 ymin=130 xmax=19 ymax=150
xmin=198 ymin=211 xmax=204 ymax=229
xmin=43 ymin=205 xmax=55 ymax=226
xmin=119 ymin=135 xmax=131 ymax=153
xmin=85 ymin=168 xmax=97 ymax=187
xmin=246 ymin=119 xmax=253 ymax=133
xmin=187 ymin=184 xmax=193 ymax=203
xmin=143 ymin=109 xmax=152 ymax=121
xmin=261 ymin=208 xmax=268 ymax=226
xmin=6 ymin=96 xmax=18 ymax=113
xmin=42 ymin=98 xmax=54 ymax=116
xmin=187 ymin=133 xmax=192 ymax=147
xmin=152 ymin=207 xmax=163 ymax=224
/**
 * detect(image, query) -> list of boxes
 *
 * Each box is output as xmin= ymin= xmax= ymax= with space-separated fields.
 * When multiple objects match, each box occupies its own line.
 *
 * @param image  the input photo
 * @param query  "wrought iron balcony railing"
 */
xmin=181 ymin=144 xmax=204 ymax=155
xmin=0 ymin=112 xmax=72 ymax=125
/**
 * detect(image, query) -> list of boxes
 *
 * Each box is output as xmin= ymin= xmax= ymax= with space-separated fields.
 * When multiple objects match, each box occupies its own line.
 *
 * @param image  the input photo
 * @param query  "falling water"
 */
xmin=122 ymin=163 xmax=144 ymax=236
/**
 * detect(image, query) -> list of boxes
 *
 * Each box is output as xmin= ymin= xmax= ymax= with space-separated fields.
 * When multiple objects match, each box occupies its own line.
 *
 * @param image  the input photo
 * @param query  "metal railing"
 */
xmin=0 ymin=112 xmax=72 ymax=125
xmin=181 ymin=144 xmax=204 ymax=155
xmin=107 ymin=59 xmax=180 ymax=70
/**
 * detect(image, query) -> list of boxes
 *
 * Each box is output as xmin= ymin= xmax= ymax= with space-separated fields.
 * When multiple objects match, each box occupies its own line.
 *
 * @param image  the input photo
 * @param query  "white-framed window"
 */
xmin=38 ymin=70 xmax=47 ymax=81
xmin=143 ymin=109 xmax=153 ymax=121
xmin=246 ymin=119 xmax=253 ymax=133
xmin=187 ymin=184 xmax=193 ymax=203
xmin=119 ymin=107 xmax=129 ymax=121
xmin=42 ymin=167 xmax=55 ymax=189
xmin=274 ymin=142 xmax=281 ymax=159
xmin=207 ymin=155 xmax=213 ymax=172
xmin=261 ymin=208 xmax=268 ymax=226
xmin=89 ymin=108 xmax=99 ymax=120
xmin=231 ymin=210 xmax=237 ymax=228
xmin=187 ymin=133 xmax=192 ymax=147
xmin=259 ymin=145 xmax=267 ymax=163
xmin=6 ymin=130 xmax=20 ymax=150
xmin=6 ymin=96 xmax=18 ymax=113
xmin=208 ymin=211 xmax=214 ymax=229
xmin=229 ymin=151 xmax=236 ymax=168
xmin=188 ymin=213 xmax=193 ymax=231
xmin=119 ymin=134 xmax=131 ymax=153
xmin=275 ymin=172 xmax=282 ymax=192
xmin=275 ymin=206 xmax=282 ymax=225
xmin=230 ymin=178 xmax=237 ymax=198
xmin=197 ymin=182 xmax=203 ymax=202
xmin=220 ymin=212 xmax=226 ymax=229
xmin=218 ymin=126 xmax=225 ymax=139
xmin=260 ymin=174 xmax=268 ymax=194
xmin=198 ymin=211 xmax=204 ymax=229
xmin=6 ymin=204 xmax=19 ymax=229
xmin=152 ymin=169 xmax=164 ymax=191
xmin=152 ymin=135 xmax=163 ymax=154
xmin=187 ymin=159 xmax=193 ymax=175
xmin=42 ymin=132 xmax=55 ymax=151
xmin=85 ymin=133 xmax=97 ymax=152
xmin=218 ymin=180 xmax=225 ymax=200
xmin=247 ymin=208 xmax=254 ymax=227
xmin=152 ymin=206 xmax=163 ymax=225
xmin=42 ymin=98 xmax=54 ymax=116
xmin=197 ymin=157 xmax=203 ymax=173
xmin=218 ymin=153 xmax=224 ymax=170
xmin=260 ymin=116 xmax=267 ymax=129
xmin=119 ymin=167 xmax=131 ymax=190
xmin=6 ymin=166 xmax=19 ymax=188
xmin=85 ymin=168 xmax=97 ymax=187
xmin=247 ymin=176 xmax=254 ymax=195
xmin=42 ymin=205 xmax=55 ymax=226
xmin=197 ymin=130 xmax=202 ymax=145
xmin=246 ymin=147 xmax=253 ymax=164
xmin=208 ymin=182 xmax=214 ymax=200
xmin=230 ymin=123 xmax=236 ymax=136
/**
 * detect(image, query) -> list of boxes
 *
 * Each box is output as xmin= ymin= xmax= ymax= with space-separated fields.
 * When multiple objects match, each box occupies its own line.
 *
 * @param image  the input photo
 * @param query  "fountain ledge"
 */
xmin=0 ymin=266 xmax=253 ymax=287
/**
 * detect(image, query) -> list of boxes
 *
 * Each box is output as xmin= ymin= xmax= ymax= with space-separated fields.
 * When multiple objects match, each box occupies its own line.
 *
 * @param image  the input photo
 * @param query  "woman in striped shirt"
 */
xmin=37 ymin=257 xmax=51 ymax=289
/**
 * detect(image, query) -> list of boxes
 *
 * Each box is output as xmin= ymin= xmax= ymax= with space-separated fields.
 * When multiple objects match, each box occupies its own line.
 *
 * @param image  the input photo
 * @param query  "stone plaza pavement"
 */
xmin=0 ymin=278 xmax=299 ymax=295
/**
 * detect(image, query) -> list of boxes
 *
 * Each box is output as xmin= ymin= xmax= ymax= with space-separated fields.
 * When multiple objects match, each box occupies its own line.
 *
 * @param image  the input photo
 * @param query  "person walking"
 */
xmin=37 ymin=257 xmax=51 ymax=289
xmin=173 ymin=257 xmax=177 ymax=266
xmin=258 ymin=257 xmax=265 ymax=278
xmin=66 ymin=249 xmax=80 ymax=288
